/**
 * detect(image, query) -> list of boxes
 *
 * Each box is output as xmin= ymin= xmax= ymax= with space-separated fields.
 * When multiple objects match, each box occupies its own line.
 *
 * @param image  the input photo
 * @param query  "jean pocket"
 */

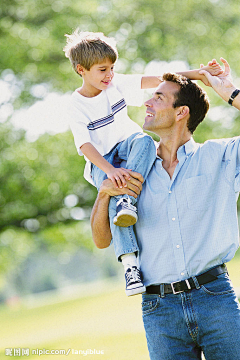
xmin=201 ymin=273 xmax=235 ymax=296
xmin=141 ymin=296 xmax=160 ymax=315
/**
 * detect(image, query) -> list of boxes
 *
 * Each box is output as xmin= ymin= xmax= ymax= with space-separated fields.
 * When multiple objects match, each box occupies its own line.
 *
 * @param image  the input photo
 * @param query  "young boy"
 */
xmin=64 ymin=29 xmax=222 ymax=296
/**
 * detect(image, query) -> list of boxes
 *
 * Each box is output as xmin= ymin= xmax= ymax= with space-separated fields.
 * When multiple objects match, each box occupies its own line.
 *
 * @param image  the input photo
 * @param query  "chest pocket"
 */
xmin=185 ymin=174 xmax=212 ymax=211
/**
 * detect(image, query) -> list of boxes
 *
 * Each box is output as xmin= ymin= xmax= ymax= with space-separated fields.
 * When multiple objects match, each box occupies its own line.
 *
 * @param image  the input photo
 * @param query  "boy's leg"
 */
xmin=91 ymin=147 xmax=145 ymax=296
xmin=113 ymin=132 xmax=156 ymax=226
xmin=109 ymin=196 xmax=145 ymax=296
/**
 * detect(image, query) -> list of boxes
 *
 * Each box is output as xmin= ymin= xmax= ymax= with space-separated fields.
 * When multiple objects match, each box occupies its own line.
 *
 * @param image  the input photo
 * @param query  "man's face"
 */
xmin=143 ymin=81 xmax=180 ymax=134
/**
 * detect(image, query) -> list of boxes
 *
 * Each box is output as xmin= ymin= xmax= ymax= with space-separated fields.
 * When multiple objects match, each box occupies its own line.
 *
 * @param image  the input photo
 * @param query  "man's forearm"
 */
xmin=90 ymin=190 xmax=112 ymax=249
xmin=90 ymin=171 xmax=144 ymax=250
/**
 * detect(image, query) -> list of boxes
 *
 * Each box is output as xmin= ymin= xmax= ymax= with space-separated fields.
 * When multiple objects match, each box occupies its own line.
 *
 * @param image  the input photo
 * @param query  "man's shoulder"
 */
xmin=202 ymin=137 xmax=240 ymax=148
xmin=195 ymin=137 xmax=240 ymax=159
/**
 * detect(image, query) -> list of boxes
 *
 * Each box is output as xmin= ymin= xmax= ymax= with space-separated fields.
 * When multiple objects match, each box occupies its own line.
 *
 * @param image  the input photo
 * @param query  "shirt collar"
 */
xmin=177 ymin=137 xmax=199 ymax=157
xmin=155 ymin=137 xmax=198 ymax=161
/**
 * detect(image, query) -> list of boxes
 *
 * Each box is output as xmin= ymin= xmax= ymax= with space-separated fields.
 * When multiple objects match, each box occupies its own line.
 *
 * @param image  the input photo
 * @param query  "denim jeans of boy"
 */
xmin=142 ymin=273 xmax=240 ymax=360
xmin=91 ymin=132 xmax=156 ymax=260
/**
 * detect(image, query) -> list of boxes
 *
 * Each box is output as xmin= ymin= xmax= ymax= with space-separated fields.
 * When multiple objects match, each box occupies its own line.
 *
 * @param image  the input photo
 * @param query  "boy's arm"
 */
xmin=141 ymin=59 xmax=223 ymax=89
xmin=177 ymin=59 xmax=223 ymax=86
xmin=141 ymin=76 xmax=162 ymax=89
xmin=80 ymin=142 xmax=131 ymax=188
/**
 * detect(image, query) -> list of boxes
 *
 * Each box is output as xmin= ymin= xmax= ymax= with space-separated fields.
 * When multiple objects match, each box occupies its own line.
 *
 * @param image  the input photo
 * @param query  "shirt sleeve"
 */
xmin=222 ymin=136 xmax=240 ymax=192
xmin=113 ymin=73 xmax=144 ymax=107
xmin=68 ymin=104 xmax=92 ymax=156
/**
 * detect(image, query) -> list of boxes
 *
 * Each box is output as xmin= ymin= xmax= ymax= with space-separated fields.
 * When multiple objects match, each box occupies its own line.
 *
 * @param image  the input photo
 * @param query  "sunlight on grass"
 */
xmin=0 ymin=254 xmax=239 ymax=360
xmin=0 ymin=282 xmax=149 ymax=360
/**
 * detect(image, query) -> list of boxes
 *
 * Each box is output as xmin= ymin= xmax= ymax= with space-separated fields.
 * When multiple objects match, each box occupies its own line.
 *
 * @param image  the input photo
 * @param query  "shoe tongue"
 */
xmin=127 ymin=266 xmax=137 ymax=272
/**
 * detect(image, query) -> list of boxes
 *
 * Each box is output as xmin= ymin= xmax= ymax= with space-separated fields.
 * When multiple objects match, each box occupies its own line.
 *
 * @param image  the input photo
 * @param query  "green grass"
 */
xmin=0 ymin=255 xmax=239 ymax=360
xmin=0 ymin=282 xmax=148 ymax=360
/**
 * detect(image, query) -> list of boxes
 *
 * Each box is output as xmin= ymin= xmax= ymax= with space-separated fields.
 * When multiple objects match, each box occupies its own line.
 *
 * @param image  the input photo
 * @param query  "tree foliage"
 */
xmin=1 ymin=0 xmax=240 ymax=105
xmin=1 ymin=0 xmax=240 ymax=275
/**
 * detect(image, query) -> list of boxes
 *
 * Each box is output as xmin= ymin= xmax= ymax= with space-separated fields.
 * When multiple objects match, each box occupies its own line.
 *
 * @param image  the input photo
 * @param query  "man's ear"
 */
xmin=76 ymin=64 xmax=85 ymax=76
xmin=176 ymin=106 xmax=189 ymax=122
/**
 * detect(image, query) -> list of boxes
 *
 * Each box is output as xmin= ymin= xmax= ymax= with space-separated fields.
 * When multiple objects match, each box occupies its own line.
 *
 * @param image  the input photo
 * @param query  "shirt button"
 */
xmin=172 ymin=217 xmax=175 ymax=221
xmin=169 ymin=190 xmax=172 ymax=194
xmin=181 ymin=272 xmax=184 ymax=276
xmin=176 ymin=245 xmax=180 ymax=248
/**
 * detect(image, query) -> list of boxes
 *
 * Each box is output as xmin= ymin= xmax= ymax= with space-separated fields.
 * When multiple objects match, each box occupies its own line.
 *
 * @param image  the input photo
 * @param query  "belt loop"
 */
xmin=192 ymin=276 xmax=200 ymax=290
xmin=160 ymin=284 xmax=165 ymax=298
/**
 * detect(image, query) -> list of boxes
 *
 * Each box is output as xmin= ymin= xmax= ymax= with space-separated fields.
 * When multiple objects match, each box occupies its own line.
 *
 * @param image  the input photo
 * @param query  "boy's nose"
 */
xmin=106 ymin=71 xmax=112 ymax=78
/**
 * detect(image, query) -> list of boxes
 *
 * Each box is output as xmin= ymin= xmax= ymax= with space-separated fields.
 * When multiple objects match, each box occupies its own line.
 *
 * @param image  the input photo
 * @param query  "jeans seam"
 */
xmin=182 ymin=293 xmax=199 ymax=343
xmin=201 ymin=285 xmax=234 ymax=296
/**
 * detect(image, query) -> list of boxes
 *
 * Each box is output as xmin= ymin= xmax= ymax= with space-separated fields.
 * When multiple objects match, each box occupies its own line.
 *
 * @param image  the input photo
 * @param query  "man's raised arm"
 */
xmin=90 ymin=171 xmax=144 ymax=249
xmin=199 ymin=58 xmax=240 ymax=110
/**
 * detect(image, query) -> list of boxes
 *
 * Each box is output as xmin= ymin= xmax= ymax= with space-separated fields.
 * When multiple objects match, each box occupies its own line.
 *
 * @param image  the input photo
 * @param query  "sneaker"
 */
xmin=113 ymin=198 xmax=138 ymax=227
xmin=125 ymin=266 xmax=146 ymax=296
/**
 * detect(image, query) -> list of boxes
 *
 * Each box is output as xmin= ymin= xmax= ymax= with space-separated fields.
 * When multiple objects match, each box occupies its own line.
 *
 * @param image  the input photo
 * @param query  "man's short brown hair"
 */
xmin=63 ymin=29 xmax=118 ymax=76
xmin=162 ymin=73 xmax=210 ymax=134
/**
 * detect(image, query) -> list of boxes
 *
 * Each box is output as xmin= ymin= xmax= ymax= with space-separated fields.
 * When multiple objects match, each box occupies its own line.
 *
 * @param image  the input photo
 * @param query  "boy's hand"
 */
xmin=107 ymin=167 xmax=132 ymax=189
xmin=101 ymin=170 xmax=144 ymax=198
xmin=198 ymin=59 xmax=223 ymax=86
xmin=199 ymin=58 xmax=235 ymax=102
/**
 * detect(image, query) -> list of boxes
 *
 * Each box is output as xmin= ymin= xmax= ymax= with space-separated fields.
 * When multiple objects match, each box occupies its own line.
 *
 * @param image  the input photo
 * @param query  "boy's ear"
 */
xmin=76 ymin=64 xmax=85 ymax=75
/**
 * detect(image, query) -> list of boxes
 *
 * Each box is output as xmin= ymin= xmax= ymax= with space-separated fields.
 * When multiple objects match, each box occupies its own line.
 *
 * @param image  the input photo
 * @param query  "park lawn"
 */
xmin=0 ymin=253 xmax=239 ymax=360
xmin=0 ymin=282 xmax=148 ymax=360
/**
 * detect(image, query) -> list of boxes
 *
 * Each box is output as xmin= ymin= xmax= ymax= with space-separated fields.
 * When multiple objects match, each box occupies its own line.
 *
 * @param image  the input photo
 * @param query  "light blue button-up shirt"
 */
xmin=135 ymin=137 xmax=240 ymax=286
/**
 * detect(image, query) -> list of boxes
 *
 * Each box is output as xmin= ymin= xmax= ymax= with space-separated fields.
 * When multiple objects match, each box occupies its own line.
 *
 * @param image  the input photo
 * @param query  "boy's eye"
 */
xmin=100 ymin=69 xmax=106 ymax=72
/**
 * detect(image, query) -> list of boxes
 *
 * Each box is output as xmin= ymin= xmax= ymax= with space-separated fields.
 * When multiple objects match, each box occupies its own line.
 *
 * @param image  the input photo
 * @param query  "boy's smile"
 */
xmin=77 ymin=58 xmax=115 ymax=97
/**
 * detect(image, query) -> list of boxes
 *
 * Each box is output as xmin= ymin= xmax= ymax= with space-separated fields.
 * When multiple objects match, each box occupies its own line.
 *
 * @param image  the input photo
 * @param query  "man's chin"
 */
xmin=143 ymin=123 xmax=151 ymax=131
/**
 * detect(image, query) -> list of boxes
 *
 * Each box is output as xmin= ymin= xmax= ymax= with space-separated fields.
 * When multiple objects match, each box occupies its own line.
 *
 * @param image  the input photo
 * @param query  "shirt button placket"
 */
xmin=168 ymin=187 xmax=186 ymax=277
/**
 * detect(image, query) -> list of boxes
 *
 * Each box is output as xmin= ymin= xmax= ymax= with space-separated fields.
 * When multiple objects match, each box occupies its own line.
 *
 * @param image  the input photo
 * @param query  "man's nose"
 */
xmin=144 ymin=99 xmax=152 ymax=107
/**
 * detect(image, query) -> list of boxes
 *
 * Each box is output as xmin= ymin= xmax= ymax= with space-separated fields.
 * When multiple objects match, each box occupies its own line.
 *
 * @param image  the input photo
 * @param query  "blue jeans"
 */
xmin=142 ymin=273 xmax=240 ymax=360
xmin=91 ymin=132 xmax=156 ymax=260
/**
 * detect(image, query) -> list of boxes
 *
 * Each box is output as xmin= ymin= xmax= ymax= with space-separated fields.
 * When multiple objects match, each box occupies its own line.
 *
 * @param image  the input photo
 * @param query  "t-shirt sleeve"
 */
xmin=113 ymin=73 xmax=144 ymax=107
xmin=68 ymin=107 xmax=92 ymax=156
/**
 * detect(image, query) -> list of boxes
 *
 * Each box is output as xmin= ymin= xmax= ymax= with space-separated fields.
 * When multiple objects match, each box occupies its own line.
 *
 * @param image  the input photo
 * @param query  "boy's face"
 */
xmin=77 ymin=58 xmax=115 ymax=97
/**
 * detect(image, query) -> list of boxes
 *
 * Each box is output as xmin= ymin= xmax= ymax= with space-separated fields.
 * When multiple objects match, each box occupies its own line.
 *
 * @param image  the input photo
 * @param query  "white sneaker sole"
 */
xmin=113 ymin=210 xmax=138 ymax=227
xmin=125 ymin=284 xmax=146 ymax=296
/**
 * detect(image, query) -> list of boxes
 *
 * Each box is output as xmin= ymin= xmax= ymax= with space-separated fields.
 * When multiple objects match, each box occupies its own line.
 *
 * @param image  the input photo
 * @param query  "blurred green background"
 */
xmin=1 ymin=0 xmax=240 ymax=358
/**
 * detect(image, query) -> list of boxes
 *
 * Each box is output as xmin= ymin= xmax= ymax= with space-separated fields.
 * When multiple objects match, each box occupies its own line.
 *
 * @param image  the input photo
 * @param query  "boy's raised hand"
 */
xmin=199 ymin=58 xmax=235 ymax=102
xmin=198 ymin=59 xmax=223 ymax=86
xmin=107 ymin=167 xmax=132 ymax=189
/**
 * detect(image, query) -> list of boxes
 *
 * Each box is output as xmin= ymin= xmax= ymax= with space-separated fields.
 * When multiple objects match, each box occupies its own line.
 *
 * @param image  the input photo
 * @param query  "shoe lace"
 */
xmin=126 ymin=266 xmax=141 ymax=283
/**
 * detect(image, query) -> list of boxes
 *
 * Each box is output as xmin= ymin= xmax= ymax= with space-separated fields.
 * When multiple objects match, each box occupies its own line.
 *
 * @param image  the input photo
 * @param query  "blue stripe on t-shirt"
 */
xmin=87 ymin=99 xmax=126 ymax=131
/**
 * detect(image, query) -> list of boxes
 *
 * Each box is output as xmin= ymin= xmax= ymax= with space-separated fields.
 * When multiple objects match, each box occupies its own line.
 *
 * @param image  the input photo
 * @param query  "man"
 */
xmin=90 ymin=58 xmax=240 ymax=360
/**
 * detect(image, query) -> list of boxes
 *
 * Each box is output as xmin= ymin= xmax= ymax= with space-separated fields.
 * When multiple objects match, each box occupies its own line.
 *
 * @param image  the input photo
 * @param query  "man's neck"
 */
xmin=157 ymin=131 xmax=191 ymax=178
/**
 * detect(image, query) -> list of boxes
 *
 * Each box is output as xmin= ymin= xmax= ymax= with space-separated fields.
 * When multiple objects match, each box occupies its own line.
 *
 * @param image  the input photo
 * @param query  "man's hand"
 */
xmin=100 ymin=170 xmax=144 ymax=198
xmin=199 ymin=58 xmax=236 ymax=102
xmin=90 ymin=170 xmax=144 ymax=249
xmin=198 ymin=59 xmax=223 ymax=87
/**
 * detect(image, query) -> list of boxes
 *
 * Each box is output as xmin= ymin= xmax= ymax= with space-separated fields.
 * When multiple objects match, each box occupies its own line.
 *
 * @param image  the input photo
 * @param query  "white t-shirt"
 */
xmin=68 ymin=73 xmax=144 ymax=183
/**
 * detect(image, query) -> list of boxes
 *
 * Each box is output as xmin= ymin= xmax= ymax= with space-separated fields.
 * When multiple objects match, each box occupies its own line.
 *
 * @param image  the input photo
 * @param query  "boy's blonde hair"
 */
xmin=63 ymin=29 xmax=118 ymax=76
